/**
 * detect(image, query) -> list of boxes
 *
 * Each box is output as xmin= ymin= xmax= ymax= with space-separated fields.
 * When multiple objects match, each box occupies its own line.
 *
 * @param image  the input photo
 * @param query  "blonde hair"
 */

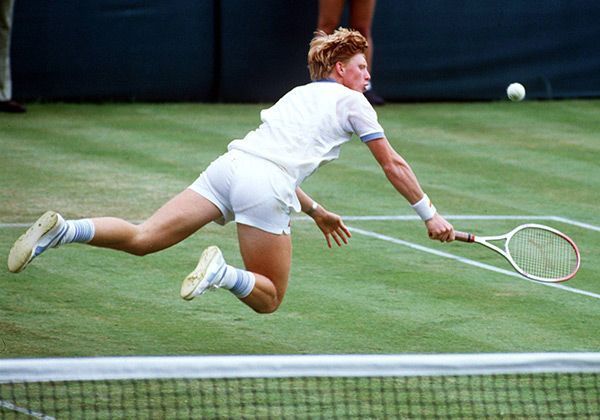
xmin=308 ymin=28 xmax=368 ymax=81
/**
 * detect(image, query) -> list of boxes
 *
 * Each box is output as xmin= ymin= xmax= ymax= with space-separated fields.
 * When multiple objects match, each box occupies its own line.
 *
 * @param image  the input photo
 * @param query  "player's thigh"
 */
xmin=317 ymin=0 xmax=346 ymax=32
xmin=236 ymin=223 xmax=292 ymax=295
xmin=348 ymin=0 xmax=376 ymax=34
xmin=139 ymin=189 xmax=222 ymax=249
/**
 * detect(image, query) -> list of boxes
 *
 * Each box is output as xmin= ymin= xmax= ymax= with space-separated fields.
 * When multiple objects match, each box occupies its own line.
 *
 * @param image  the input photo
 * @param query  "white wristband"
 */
xmin=306 ymin=201 xmax=319 ymax=215
xmin=411 ymin=194 xmax=437 ymax=221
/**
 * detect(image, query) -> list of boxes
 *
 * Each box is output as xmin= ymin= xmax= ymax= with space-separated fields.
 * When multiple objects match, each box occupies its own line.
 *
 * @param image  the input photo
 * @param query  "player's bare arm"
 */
xmin=365 ymin=137 xmax=454 ymax=242
xmin=296 ymin=187 xmax=351 ymax=248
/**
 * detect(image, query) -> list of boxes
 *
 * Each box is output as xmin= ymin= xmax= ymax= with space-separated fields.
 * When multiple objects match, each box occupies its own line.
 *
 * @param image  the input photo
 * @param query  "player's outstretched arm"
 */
xmin=296 ymin=187 xmax=351 ymax=248
xmin=366 ymin=137 xmax=454 ymax=242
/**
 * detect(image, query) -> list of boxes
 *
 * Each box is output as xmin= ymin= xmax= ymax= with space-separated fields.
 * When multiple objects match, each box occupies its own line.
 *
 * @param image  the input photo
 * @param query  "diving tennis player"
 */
xmin=8 ymin=28 xmax=454 ymax=313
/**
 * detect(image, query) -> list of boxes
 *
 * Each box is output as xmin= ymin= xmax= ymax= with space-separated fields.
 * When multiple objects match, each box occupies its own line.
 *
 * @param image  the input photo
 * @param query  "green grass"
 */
xmin=1 ymin=101 xmax=599 ymax=358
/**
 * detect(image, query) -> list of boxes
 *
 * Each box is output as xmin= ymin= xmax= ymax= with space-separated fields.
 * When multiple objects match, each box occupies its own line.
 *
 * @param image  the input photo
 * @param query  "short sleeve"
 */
xmin=338 ymin=91 xmax=385 ymax=142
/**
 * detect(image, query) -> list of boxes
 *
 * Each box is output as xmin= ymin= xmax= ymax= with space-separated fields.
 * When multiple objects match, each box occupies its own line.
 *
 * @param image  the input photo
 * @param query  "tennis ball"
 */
xmin=506 ymin=83 xmax=526 ymax=101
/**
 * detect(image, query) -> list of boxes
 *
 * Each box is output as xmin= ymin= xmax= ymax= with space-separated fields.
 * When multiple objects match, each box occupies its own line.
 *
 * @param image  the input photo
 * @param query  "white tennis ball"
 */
xmin=507 ymin=83 xmax=526 ymax=101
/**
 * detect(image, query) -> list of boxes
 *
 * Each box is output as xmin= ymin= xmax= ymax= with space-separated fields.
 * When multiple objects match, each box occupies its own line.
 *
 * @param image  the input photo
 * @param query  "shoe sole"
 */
xmin=8 ymin=211 xmax=58 ymax=273
xmin=180 ymin=246 xmax=222 ymax=300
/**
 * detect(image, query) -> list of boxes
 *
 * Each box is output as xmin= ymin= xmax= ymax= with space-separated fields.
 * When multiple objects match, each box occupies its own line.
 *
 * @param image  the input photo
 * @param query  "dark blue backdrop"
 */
xmin=11 ymin=0 xmax=600 ymax=102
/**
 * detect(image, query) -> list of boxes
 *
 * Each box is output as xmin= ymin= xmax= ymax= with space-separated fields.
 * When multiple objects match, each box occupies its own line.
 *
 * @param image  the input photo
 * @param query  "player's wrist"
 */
xmin=306 ymin=200 xmax=319 ymax=216
xmin=411 ymin=194 xmax=437 ymax=221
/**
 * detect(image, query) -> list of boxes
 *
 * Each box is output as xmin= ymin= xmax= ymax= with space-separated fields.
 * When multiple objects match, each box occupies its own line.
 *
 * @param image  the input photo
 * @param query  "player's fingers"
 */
xmin=430 ymin=230 xmax=447 ymax=242
xmin=340 ymin=222 xmax=351 ymax=238
xmin=428 ymin=230 xmax=438 ymax=240
xmin=337 ymin=227 xmax=349 ymax=244
xmin=324 ymin=233 xmax=333 ymax=248
xmin=442 ymin=226 xmax=455 ymax=242
xmin=436 ymin=230 xmax=448 ymax=242
xmin=442 ymin=230 xmax=454 ymax=242
xmin=446 ymin=229 xmax=455 ymax=242
xmin=332 ymin=231 xmax=343 ymax=247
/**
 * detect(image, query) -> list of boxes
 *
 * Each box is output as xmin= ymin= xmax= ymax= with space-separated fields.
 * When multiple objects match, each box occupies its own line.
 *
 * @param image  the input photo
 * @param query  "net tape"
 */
xmin=1 ymin=353 xmax=599 ymax=419
xmin=2 ymin=353 xmax=600 ymax=383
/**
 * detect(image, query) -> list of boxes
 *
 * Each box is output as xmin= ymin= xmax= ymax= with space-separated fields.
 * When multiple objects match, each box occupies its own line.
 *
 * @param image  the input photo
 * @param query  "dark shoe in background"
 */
xmin=364 ymin=90 xmax=385 ymax=106
xmin=0 ymin=100 xmax=27 ymax=113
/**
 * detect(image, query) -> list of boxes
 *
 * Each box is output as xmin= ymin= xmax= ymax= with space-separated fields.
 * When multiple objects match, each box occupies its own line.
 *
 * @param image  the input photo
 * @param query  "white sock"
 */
xmin=56 ymin=219 xmax=95 ymax=246
xmin=219 ymin=265 xmax=256 ymax=298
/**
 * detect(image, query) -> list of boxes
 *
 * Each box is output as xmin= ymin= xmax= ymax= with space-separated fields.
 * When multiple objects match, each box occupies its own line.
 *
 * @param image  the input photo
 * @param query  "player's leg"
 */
xmin=89 ymin=189 xmax=221 ymax=255
xmin=180 ymin=223 xmax=291 ymax=314
xmin=317 ymin=0 xmax=345 ymax=34
xmin=235 ymin=223 xmax=292 ymax=313
xmin=179 ymin=151 xmax=295 ymax=312
xmin=8 ymin=189 xmax=222 ymax=272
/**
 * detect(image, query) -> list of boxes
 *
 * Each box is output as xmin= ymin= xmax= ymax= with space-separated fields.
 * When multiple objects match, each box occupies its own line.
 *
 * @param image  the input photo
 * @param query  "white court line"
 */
xmin=0 ymin=399 xmax=55 ymax=419
xmin=2 ymin=215 xmax=597 ymax=299
xmin=548 ymin=216 xmax=600 ymax=232
xmin=346 ymin=226 xmax=600 ymax=300
xmin=0 ymin=223 xmax=31 ymax=228
xmin=3 ymin=215 xmax=599 ymax=231
xmin=293 ymin=214 xmax=600 ymax=232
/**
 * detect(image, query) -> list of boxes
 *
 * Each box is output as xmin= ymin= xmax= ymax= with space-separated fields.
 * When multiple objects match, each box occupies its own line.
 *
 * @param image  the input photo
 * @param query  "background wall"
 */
xmin=12 ymin=1 xmax=217 ymax=101
xmin=374 ymin=1 xmax=600 ymax=101
xmin=11 ymin=0 xmax=600 ymax=102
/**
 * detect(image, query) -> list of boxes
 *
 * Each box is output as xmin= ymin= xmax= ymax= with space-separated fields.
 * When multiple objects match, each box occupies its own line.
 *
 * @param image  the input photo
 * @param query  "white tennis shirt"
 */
xmin=227 ymin=80 xmax=384 ymax=186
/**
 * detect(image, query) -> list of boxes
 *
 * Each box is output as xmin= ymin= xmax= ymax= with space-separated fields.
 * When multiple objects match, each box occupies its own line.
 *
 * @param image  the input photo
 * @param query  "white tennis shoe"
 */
xmin=8 ymin=211 xmax=67 ymax=273
xmin=180 ymin=246 xmax=227 ymax=300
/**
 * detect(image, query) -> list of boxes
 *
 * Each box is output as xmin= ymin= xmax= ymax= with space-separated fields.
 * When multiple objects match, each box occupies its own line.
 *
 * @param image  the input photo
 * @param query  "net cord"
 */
xmin=1 ymin=353 xmax=599 ymax=384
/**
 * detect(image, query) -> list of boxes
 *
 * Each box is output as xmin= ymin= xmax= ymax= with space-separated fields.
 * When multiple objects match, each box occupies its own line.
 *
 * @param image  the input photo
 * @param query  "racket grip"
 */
xmin=454 ymin=231 xmax=475 ymax=243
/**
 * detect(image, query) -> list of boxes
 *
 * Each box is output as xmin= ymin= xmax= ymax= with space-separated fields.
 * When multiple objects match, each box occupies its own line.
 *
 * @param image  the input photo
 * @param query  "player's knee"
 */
xmin=127 ymin=242 xmax=152 ymax=256
xmin=252 ymin=296 xmax=283 ymax=314
xmin=127 ymin=233 xmax=159 ymax=256
xmin=128 ymin=246 xmax=151 ymax=257
xmin=253 ymin=303 xmax=279 ymax=314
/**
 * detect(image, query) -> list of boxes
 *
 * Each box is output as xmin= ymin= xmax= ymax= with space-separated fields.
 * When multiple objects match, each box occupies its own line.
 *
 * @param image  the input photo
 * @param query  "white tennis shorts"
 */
xmin=189 ymin=150 xmax=300 ymax=235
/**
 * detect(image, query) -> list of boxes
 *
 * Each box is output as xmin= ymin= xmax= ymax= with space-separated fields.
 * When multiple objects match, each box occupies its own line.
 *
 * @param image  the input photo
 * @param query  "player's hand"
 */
xmin=425 ymin=214 xmax=455 ymax=242
xmin=311 ymin=208 xmax=351 ymax=248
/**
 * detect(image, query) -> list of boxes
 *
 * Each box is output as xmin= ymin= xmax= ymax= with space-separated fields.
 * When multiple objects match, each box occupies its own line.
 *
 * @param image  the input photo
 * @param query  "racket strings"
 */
xmin=508 ymin=227 xmax=578 ymax=280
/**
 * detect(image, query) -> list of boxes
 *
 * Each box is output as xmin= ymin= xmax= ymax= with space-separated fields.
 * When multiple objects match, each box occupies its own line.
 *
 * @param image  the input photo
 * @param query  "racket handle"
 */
xmin=454 ymin=231 xmax=475 ymax=243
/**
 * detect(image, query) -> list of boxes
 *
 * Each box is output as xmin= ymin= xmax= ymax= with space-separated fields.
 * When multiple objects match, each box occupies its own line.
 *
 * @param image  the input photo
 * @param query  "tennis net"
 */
xmin=1 ymin=353 xmax=599 ymax=419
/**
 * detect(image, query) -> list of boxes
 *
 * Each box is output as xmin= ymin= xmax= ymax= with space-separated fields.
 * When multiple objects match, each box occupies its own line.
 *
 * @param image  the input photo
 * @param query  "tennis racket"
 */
xmin=454 ymin=224 xmax=580 ymax=282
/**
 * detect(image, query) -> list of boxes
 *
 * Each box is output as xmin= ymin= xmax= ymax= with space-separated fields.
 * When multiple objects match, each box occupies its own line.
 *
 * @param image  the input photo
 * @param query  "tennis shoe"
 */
xmin=180 ymin=246 xmax=227 ymax=300
xmin=8 ymin=211 xmax=67 ymax=273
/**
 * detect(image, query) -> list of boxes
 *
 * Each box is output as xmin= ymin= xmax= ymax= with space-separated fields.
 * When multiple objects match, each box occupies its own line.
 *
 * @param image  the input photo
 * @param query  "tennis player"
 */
xmin=8 ymin=28 xmax=454 ymax=313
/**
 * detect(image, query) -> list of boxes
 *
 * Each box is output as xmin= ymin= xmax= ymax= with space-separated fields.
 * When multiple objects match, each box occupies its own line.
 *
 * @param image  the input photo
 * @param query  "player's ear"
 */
xmin=335 ymin=61 xmax=345 ymax=76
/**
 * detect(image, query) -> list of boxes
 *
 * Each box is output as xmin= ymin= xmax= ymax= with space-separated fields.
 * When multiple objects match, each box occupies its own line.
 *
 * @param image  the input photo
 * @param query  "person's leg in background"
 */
xmin=0 ymin=0 xmax=25 ymax=113
xmin=317 ymin=0 xmax=384 ymax=105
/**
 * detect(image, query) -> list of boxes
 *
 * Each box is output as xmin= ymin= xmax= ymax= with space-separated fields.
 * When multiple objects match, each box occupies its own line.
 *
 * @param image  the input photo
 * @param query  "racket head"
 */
xmin=505 ymin=224 xmax=581 ymax=282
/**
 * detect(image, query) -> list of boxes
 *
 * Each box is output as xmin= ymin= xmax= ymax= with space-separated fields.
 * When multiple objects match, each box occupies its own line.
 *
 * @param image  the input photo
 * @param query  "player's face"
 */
xmin=339 ymin=54 xmax=370 ymax=93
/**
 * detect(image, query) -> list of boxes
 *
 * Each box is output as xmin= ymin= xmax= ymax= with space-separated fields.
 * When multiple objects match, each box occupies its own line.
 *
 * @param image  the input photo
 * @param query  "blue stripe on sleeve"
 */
xmin=360 ymin=132 xmax=385 ymax=142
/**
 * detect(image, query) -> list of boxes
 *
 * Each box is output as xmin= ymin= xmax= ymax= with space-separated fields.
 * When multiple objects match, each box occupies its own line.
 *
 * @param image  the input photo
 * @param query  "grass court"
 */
xmin=1 ymin=100 xmax=599 ymax=357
